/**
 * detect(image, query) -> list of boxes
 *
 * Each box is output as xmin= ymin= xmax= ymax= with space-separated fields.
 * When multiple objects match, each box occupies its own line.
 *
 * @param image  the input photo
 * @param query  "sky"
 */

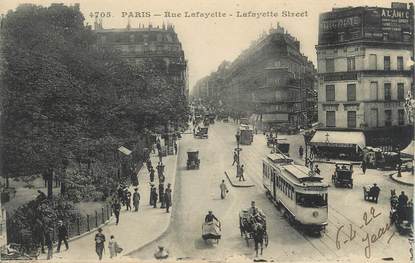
xmin=1 ymin=0 xmax=411 ymax=92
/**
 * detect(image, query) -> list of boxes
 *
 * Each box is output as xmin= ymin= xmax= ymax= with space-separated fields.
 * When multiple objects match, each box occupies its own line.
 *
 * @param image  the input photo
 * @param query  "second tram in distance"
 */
xmin=263 ymin=153 xmax=328 ymax=235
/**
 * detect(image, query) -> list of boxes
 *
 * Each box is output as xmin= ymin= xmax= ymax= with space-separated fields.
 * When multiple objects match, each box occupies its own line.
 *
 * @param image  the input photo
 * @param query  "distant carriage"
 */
xmin=194 ymin=127 xmax=208 ymax=139
xmin=239 ymin=125 xmax=253 ymax=145
xmin=263 ymin=153 xmax=328 ymax=235
xmin=390 ymin=190 xmax=413 ymax=235
xmin=331 ymin=162 xmax=353 ymax=188
xmin=186 ymin=149 xmax=200 ymax=169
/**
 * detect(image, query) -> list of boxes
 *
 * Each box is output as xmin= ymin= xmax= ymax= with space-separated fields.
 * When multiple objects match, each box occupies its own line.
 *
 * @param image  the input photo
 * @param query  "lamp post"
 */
xmin=235 ymin=132 xmax=241 ymax=178
xmin=403 ymin=90 xmax=415 ymax=175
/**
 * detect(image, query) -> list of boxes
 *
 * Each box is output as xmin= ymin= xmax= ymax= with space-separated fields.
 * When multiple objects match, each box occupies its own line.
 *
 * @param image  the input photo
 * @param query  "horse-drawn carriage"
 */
xmin=238 ymin=210 xmax=268 ymax=248
xmin=332 ymin=162 xmax=353 ymax=188
xmin=390 ymin=190 xmax=413 ymax=235
xmin=194 ymin=127 xmax=208 ymax=139
xmin=363 ymin=185 xmax=380 ymax=203
xmin=202 ymin=221 xmax=221 ymax=243
xmin=186 ymin=149 xmax=200 ymax=169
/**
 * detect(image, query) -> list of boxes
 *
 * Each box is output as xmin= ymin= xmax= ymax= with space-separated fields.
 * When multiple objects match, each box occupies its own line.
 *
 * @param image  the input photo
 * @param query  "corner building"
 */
xmin=94 ymin=22 xmax=188 ymax=98
xmin=316 ymin=2 xmax=414 ymax=150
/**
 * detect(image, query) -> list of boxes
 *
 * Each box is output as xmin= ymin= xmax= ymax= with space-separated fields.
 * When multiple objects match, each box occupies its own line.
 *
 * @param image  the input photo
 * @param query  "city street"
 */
xmin=129 ymin=121 xmax=413 ymax=262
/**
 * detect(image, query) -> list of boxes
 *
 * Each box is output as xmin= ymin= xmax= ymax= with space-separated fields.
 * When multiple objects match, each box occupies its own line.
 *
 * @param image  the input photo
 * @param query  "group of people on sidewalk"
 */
xmin=91 ymin=137 xmax=176 ymax=260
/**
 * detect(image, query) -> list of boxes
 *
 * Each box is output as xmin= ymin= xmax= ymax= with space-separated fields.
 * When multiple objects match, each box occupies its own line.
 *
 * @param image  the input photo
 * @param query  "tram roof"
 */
xmin=284 ymin=164 xmax=325 ymax=185
xmin=266 ymin=153 xmax=292 ymax=163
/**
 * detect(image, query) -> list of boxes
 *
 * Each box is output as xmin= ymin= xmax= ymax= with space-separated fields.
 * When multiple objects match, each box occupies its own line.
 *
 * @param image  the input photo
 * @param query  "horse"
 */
xmin=252 ymin=222 xmax=265 ymax=257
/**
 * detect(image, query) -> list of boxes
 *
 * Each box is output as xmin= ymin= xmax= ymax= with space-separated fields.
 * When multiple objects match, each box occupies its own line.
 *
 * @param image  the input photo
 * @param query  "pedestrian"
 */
xmin=314 ymin=165 xmax=321 ymax=175
xmin=133 ymin=188 xmax=140 ymax=211
xmin=95 ymin=228 xmax=106 ymax=261
xmin=45 ymin=227 xmax=54 ymax=260
xmin=156 ymin=140 xmax=161 ymax=153
xmin=158 ymin=150 xmax=163 ymax=163
xmin=232 ymin=151 xmax=238 ymax=166
xmin=33 ymin=218 xmax=45 ymax=253
xmin=299 ymin=146 xmax=304 ymax=158
xmin=112 ymin=200 xmax=121 ymax=225
xmin=159 ymin=183 xmax=165 ymax=208
xmin=108 ymin=235 xmax=122 ymax=258
xmin=150 ymin=167 xmax=155 ymax=182
xmin=151 ymin=186 xmax=158 ymax=208
xmin=220 ymin=180 xmax=229 ymax=199
xmin=361 ymin=161 xmax=367 ymax=174
xmin=125 ymin=191 xmax=131 ymax=211
xmin=165 ymin=183 xmax=172 ymax=213
xmin=146 ymin=159 xmax=152 ymax=173
xmin=239 ymin=165 xmax=246 ymax=181
xmin=56 ymin=220 xmax=69 ymax=252
xmin=174 ymin=141 xmax=178 ymax=155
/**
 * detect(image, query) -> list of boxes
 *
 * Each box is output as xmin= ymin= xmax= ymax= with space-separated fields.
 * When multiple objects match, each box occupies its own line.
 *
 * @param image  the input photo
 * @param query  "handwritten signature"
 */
xmin=335 ymin=207 xmax=395 ymax=259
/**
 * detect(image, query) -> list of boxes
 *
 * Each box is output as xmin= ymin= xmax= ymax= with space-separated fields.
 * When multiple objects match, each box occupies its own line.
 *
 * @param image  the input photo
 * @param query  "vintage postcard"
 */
xmin=0 ymin=0 xmax=414 ymax=262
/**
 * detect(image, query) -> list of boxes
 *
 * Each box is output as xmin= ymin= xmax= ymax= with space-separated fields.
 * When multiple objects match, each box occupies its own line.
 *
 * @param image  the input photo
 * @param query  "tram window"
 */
xmin=296 ymin=193 xmax=327 ymax=207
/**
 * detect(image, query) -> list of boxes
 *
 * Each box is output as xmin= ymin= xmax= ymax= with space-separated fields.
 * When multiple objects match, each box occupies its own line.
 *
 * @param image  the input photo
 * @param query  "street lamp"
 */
xmin=235 ymin=132 xmax=241 ymax=178
xmin=403 ymin=90 xmax=415 ymax=175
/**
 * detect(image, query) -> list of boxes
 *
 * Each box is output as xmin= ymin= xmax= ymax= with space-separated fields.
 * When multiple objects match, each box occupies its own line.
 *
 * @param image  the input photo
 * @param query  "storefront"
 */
xmin=310 ymin=130 xmax=366 ymax=161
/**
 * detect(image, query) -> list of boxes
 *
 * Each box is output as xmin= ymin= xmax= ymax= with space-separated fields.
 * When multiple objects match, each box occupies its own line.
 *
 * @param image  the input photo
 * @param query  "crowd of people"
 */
xmin=93 ymin=137 xmax=175 ymax=260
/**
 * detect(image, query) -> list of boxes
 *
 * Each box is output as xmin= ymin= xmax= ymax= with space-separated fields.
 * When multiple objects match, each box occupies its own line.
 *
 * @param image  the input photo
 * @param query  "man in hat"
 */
xmin=133 ymin=188 xmax=140 ymax=212
xmin=95 ymin=228 xmax=106 ymax=261
xmin=154 ymin=245 xmax=169 ymax=259
xmin=370 ymin=183 xmax=380 ymax=203
xmin=159 ymin=182 xmax=165 ymax=208
xmin=56 ymin=220 xmax=69 ymax=252
xmin=151 ymin=186 xmax=158 ymax=208
xmin=164 ymin=183 xmax=172 ymax=213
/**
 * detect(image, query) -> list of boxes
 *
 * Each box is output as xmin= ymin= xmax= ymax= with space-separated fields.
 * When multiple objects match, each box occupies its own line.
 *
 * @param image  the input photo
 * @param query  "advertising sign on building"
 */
xmin=319 ymin=5 xmax=413 ymax=45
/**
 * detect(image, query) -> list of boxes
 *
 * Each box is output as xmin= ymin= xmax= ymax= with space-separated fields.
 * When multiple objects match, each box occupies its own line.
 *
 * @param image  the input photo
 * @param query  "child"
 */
xmin=108 ymin=235 xmax=122 ymax=258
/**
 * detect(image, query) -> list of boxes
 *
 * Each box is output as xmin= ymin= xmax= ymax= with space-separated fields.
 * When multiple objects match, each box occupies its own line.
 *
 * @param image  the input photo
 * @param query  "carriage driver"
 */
xmin=205 ymin=210 xmax=220 ymax=224
xmin=248 ymin=201 xmax=265 ymax=223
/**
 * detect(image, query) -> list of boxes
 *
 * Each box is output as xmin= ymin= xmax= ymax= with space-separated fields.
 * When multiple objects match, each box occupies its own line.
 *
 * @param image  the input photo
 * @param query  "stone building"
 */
xmin=94 ymin=21 xmax=188 ymax=98
xmin=192 ymin=24 xmax=317 ymax=132
xmin=314 ymin=2 xmax=414 ymax=151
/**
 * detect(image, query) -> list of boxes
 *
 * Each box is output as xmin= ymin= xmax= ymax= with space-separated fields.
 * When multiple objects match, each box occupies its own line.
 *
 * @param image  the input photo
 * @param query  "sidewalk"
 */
xmin=38 ymin=146 xmax=179 ymax=261
xmin=390 ymin=171 xmax=414 ymax=186
xmin=224 ymin=167 xmax=255 ymax=188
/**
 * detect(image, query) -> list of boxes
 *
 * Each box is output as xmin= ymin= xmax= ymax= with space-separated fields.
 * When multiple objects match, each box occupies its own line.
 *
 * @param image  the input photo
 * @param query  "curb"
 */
xmin=224 ymin=171 xmax=255 ymax=188
xmin=389 ymin=173 xmax=414 ymax=186
xmin=124 ymin=141 xmax=180 ymax=257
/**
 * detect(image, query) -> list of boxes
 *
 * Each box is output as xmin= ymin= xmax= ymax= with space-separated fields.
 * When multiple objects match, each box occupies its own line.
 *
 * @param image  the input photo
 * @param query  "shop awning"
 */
xmin=401 ymin=141 xmax=414 ymax=157
xmin=262 ymin=113 xmax=288 ymax=123
xmin=310 ymin=130 xmax=366 ymax=149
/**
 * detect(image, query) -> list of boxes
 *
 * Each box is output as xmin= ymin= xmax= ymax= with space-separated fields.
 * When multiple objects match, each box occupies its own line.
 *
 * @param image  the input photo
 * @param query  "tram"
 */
xmin=263 ymin=153 xmax=328 ymax=235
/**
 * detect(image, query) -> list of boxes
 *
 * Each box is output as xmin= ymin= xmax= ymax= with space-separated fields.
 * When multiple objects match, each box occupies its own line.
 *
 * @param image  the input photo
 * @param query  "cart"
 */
xmin=195 ymin=127 xmax=208 ymax=139
xmin=390 ymin=191 xmax=413 ymax=235
xmin=202 ymin=221 xmax=221 ymax=244
xmin=187 ymin=149 xmax=200 ymax=169
xmin=331 ymin=162 xmax=353 ymax=188
xmin=363 ymin=185 xmax=380 ymax=203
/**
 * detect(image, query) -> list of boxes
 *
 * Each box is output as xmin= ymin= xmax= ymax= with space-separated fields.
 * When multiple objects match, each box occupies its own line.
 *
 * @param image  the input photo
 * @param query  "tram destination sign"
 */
xmin=319 ymin=5 xmax=413 ymax=45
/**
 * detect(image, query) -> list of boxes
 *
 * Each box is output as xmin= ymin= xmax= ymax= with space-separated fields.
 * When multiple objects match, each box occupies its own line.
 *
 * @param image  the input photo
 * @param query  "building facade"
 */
xmin=94 ymin=22 xmax=188 ymax=98
xmin=192 ymin=24 xmax=317 ymax=132
xmin=316 ymin=2 xmax=414 ymax=149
